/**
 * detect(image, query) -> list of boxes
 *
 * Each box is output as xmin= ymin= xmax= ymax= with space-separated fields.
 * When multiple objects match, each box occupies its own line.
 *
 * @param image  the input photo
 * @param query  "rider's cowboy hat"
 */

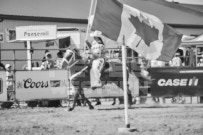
xmin=90 ymin=30 xmax=102 ymax=37
xmin=93 ymin=36 xmax=104 ymax=45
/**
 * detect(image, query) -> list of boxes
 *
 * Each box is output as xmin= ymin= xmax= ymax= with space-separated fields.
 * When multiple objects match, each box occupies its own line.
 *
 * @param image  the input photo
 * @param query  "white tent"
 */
xmin=181 ymin=34 xmax=203 ymax=47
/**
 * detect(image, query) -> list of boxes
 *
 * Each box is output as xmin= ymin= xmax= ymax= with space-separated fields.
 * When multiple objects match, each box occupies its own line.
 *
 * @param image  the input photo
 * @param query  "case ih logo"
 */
xmin=157 ymin=77 xmax=199 ymax=86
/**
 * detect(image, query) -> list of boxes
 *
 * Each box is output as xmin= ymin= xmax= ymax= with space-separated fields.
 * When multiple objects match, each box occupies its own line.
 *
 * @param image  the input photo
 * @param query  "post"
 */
xmin=67 ymin=65 xmax=71 ymax=107
xmin=0 ymin=42 xmax=1 ymax=62
xmin=13 ymin=50 xmax=16 ymax=101
xmin=27 ymin=41 xmax=32 ymax=70
xmin=121 ymin=36 xmax=130 ymax=128
xmin=84 ymin=0 xmax=97 ymax=51
xmin=118 ymin=36 xmax=137 ymax=133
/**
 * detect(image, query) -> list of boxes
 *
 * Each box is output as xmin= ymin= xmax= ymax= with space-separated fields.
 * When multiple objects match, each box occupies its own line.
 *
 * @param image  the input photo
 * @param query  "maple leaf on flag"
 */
xmin=129 ymin=15 xmax=159 ymax=46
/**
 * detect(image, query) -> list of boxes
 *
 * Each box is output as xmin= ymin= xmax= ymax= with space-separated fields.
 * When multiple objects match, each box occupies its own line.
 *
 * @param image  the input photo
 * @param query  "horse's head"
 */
xmin=64 ymin=49 xmax=74 ymax=62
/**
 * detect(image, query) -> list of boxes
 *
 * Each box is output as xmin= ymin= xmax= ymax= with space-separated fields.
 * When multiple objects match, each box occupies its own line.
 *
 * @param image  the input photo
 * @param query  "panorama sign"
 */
xmin=16 ymin=25 xmax=57 ymax=41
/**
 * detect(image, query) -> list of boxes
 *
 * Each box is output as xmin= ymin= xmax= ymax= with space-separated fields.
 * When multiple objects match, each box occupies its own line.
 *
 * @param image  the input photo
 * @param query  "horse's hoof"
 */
xmin=89 ymin=106 xmax=94 ymax=110
xmin=91 ymin=87 xmax=97 ymax=90
xmin=68 ymin=108 xmax=74 ymax=111
xmin=95 ymin=101 xmax=101 ymax=106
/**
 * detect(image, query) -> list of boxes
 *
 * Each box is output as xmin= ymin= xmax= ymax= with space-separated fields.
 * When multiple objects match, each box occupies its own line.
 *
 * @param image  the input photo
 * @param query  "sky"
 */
xmin=166 ymin=0 xmax=203 ymax=5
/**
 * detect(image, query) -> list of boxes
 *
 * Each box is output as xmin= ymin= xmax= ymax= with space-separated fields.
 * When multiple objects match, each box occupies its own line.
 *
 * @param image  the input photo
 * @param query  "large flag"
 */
xmin=90 ymin=0 xmax=183 ymax=61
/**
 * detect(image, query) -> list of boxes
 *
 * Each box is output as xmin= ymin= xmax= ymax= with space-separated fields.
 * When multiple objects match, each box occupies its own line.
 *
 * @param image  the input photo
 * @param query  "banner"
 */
xmin=150 ymin=67 xmax=203 ymax=97
xmin=16 ymin=25 xmax=57 ymax=41
xmin=15 ymin=70 xmax=69 ymax=100
xmin=0 ymin=71 xmax=7 ymax=101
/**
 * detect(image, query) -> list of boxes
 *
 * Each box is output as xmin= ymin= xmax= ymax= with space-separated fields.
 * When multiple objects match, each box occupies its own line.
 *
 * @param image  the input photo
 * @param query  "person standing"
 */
xmin=41 ymin=52 xmax=55 ymax=70
xmin=55 ymin=51 xmax=64 ymax=69
xmin=189 ymin=47 xmax=196 ymax=67
xmin=197 ymin=57 xmax=203 ymax=67
xmin=5 ymin=64 xmax=14 ymax=100
xmin=0 ymin=62 xmax=6 ymax=71
xmin=169 ymin=52 xmax=182 ymax=67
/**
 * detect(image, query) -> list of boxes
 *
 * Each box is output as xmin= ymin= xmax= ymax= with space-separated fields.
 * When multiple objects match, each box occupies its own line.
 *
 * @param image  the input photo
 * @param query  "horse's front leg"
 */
xmin=68 ymin=89 xmax=80 ymax=111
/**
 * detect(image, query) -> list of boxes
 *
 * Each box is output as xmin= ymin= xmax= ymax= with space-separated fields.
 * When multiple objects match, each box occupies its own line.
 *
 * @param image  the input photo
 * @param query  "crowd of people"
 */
xmin=20 ymin=49 xmax=73 ymax=71
xmin=148 ymin=47 xmax=200 ymax=68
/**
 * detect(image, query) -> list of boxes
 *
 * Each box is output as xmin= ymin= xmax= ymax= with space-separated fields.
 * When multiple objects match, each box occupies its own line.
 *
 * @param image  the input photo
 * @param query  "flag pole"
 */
xmin=118 ymin=35 xmax=137 ymax=133
xmin=121 ymin=35 xmax=130 ymax=128
xmin=27 ymin=41 xmax=32 ymax=71
xmin=83 ymin=0 xmax=97 ymax=52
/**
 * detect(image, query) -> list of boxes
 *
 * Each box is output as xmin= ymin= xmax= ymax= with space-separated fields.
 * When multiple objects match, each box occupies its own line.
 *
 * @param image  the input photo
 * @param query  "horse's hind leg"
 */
xmin=128 ymin=93 xmax=133 ymax=108
xmin=69 ymin=88 xmax=94 ymax=111
xmin=80 ymin=92 xmax=94 ymax=110
xmin=128 ymin=93 xmax=133 ymax=105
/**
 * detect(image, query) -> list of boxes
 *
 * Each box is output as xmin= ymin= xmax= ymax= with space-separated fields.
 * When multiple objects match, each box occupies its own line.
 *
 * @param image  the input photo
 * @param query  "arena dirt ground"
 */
xmin=0 ymin=101 xmax=203 ymax=135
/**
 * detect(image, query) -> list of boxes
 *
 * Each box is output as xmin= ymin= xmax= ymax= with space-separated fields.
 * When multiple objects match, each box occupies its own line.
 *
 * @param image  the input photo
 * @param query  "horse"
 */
xmin=61 ymin=48 xmax=151 ymax=111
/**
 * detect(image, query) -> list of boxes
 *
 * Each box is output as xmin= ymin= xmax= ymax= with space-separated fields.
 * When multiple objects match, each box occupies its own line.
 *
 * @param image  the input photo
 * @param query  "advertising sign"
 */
xmin=0 ymin=71 xmax=7 ymax=101
xmin=16 ymin=25 xmax=57 ymax=41
xmin=150 ymin=67 xmax=203 ymax=97
xmin=15 ymin=70 xmax=69 ymax=100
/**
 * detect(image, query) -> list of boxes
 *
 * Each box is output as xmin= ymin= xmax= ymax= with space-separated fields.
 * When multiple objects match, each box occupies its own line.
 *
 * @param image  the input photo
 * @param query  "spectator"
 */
xmin=0 ymin=62 xmax=6 ymax=71
xmin=185 ymin=48 xmax=190 ymax=66
xmin=41 ymin=52 xmax=55 ymax=70
xmin=5 ymin=64 xmax=14 ymax=100
xmin=169 ymin=52 xmax=182 ymax=67
xmin=197 ymin=57 xmax=203 ymax=67
xmin=189 ymin=47 xmax=196 ymax=67
xmin=177 ymin=48 xmax=184 ymax=65
xmin=42 ymin=50 xmax=49 ymax=62
xmin=55 ymin=51 xmax=63 ymax=69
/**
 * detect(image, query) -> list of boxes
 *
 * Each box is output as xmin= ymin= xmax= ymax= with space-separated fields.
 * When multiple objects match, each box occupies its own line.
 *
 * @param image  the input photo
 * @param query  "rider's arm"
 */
xmin=85 ymin=40 xmax=92 ymax=48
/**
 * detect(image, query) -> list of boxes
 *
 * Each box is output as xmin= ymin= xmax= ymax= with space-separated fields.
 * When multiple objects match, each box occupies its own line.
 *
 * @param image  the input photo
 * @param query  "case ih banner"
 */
xmin=150 ymin=67 xmax=203 ymax=97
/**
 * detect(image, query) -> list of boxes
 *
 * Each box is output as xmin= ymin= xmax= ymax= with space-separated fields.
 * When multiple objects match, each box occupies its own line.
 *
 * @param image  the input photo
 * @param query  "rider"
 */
xmin=88 ymin=36 xmax=106 ymax=90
